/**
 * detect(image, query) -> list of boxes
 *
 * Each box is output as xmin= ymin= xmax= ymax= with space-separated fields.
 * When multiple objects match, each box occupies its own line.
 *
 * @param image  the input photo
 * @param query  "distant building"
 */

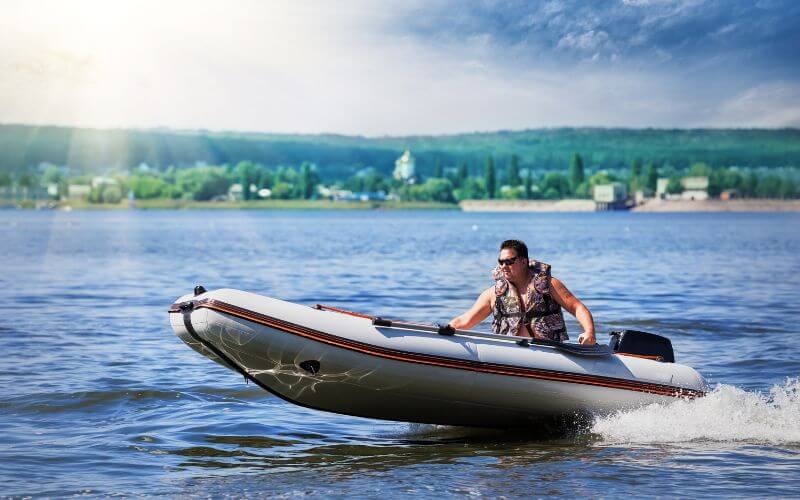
xmin=682 ymin=176 xmax=709 ymax=190
xmin=228 ymin=183 xmax=243 ymax=201
xmin=593 ymin=183 xmax=629 ymax=210
xmin=67 ymin=184 xmax=91 ymax=199
xmin=656 ymin=178 xmax=670 ymax=199
xmin=355 ymin=191 xmax=389 ymax=202
xmin=634 ymin=188 xmax=653 ymax=205
xmin=593 ymin=183 xmax=627 ymax=203
xmin=228 ymin=183 xmax=258 ymax=201
xmin=91 ymin=176 xmax=118 ymax=189
xmin=331 ymin=189 xmax=389 ymax=202
xmin=680 ymin=176 xmax=709 ymax=201
xmin=393 ymin=150 xmax=415 ymax=182
xmin=656 ymin=176 xmax=709 ymax=200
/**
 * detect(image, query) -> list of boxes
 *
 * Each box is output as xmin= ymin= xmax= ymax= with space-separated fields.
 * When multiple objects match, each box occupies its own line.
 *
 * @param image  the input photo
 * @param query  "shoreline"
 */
xmin=461 ymin=199 xmax=800 ymax=212
xmin=3 ymin=198 xmax=800 ymax=212
xmin=42 ymin=199 xmax=459 ymax=210
xmin=459 ymin=200 xmax=596 ymax=212
xmin=631 ymin=199 xmax=800 ymax=212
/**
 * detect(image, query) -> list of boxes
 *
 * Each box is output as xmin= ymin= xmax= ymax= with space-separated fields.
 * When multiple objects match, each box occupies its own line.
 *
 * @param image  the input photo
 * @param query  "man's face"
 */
xmin=498 ymin=248 xmax=528 ymax=282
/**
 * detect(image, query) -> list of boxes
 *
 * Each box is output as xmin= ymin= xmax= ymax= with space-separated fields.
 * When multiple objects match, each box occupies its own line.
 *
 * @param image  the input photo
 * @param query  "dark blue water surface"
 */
xmin=1 ymin=210 xmax=799 ymax=497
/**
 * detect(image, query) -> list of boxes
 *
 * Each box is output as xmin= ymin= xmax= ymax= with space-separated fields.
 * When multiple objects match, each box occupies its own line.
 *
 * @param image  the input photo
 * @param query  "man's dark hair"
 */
xmin=500 ymin=239 xmax=528 ymax=260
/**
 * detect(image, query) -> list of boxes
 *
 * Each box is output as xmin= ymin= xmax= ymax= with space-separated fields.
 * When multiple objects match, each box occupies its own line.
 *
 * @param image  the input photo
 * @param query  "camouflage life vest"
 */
xmin=491 ymin=260 xmax=568 ymax=341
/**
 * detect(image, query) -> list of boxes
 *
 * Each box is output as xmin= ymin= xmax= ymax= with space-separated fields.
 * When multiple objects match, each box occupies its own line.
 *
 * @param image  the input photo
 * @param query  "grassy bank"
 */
xmin=55 ymin=199 xmax=459 ymax=210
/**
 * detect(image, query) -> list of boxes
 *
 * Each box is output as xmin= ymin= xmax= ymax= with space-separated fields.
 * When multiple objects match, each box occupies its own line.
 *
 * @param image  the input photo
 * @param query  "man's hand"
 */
xmin=577 ymin=331 xmax=596 ymax=345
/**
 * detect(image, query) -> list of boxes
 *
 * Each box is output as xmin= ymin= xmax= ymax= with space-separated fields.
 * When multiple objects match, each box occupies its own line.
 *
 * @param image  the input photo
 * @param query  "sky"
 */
xmin=1 ymin=0 xmax=799 ymax=136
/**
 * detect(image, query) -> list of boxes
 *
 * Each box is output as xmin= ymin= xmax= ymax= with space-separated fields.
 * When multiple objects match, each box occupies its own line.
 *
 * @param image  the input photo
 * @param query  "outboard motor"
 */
xmin=609 ymin=330 xmax=675 ymax=363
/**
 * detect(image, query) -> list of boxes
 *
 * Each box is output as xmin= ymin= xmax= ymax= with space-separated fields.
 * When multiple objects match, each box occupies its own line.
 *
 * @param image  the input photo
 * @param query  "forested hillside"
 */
xmin=1 ymin=124 xmax=799 ymax=179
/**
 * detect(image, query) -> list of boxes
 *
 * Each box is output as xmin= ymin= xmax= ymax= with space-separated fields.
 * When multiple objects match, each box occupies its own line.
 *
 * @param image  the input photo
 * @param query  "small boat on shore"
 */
xmin=169 ymin=287 xmax=707 ymax=428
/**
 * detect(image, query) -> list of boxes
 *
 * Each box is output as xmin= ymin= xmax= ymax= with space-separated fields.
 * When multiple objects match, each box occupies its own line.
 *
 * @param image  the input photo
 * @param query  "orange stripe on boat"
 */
xmin=616 ymin=352 xmax=665 ymax=362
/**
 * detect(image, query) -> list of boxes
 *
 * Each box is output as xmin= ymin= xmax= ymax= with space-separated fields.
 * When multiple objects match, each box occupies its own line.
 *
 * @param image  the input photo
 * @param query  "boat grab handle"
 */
xmin=371 ymin=317 xmax=611 ymax=357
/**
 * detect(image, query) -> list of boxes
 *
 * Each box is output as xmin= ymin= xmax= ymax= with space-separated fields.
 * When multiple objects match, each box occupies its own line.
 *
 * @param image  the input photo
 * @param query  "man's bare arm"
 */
xmin=550 ymin=277 xmax=596 ymax=345
xmin=449 ymin=287 xmax=494 ymax=330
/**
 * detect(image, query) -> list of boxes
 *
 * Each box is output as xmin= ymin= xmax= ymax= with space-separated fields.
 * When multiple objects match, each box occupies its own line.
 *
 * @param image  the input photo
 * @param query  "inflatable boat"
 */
xmin=169 ymin=287 xmax=707 ymax=428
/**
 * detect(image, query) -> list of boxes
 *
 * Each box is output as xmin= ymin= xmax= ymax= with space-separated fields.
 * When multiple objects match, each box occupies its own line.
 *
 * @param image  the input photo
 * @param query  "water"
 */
xmin=1 ymin=210 xmax=799 ymax=497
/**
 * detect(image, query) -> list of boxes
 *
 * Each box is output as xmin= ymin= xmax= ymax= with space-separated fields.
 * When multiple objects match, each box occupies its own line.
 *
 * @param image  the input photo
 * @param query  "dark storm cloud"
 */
xmin=399 ymin=0 xmax=800 ymax=76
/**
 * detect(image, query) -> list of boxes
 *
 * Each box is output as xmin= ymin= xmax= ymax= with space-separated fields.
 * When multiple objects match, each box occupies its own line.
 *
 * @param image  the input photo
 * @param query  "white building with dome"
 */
xmin=393 ymin=149 xmax=415 ymax=182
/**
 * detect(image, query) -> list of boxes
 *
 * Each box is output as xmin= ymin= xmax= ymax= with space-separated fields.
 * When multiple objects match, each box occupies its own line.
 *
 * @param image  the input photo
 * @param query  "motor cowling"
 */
xmin=609 ymin=330 xmax=675 ymax=363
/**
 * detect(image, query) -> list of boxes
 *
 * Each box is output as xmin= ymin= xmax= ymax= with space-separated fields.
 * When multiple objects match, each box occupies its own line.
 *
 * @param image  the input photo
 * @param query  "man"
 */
xmin=447 ymin=239 xmax=596 ymax=345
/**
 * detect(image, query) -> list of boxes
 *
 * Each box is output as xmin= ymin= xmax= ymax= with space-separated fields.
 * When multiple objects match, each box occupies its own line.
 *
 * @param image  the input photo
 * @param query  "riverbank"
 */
xmin=6 ymin=198 xmax=800 ymax=212
xmin=632 ymin=199 xmax=800 ymax=212
xmin=459 ymin=200 xmax=596 ymax=212
xmin=460 ymin=199 xmax=800 ymax=212
xmin=52 ymin=199 xmax=458 ymax=210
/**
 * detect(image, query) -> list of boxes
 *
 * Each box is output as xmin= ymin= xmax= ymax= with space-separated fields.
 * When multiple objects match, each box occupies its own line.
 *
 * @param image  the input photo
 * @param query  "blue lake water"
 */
xmin=1 ymin=209 xmax=799 ymax=496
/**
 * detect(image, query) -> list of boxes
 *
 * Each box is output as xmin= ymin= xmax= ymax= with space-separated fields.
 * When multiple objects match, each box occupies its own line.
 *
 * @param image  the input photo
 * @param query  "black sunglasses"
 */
xmin=497 ymin=256 xmax=519 ymax=266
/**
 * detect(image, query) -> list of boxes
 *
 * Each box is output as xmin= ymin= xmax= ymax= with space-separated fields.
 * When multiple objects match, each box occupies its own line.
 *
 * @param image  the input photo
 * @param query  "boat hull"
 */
xmin=170 ymin=289 xmax=707 ymax=428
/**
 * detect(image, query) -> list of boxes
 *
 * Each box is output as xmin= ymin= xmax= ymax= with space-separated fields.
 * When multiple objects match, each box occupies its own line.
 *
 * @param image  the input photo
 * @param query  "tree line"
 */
xmin=3 ymin=154 xmax=797 ymax=204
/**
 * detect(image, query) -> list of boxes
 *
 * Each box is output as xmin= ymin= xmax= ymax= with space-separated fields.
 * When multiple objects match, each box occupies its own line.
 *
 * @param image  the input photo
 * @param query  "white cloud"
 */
xmin=0 ymin=0 xmax=795 ymax=134
xmin=713 ymin=23 xmax=738 ymax=37
xmin=556 ymin=30 xmax=611 ymax=51
xmin=712 ymin=82 xmax=800 ymax=127
xmin=540 ymin=0 xmax=565 ymax=16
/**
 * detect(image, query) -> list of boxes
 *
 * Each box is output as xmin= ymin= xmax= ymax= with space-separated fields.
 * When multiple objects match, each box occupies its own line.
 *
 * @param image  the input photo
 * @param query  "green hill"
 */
xmin=2 ymin=124 xmax=799 ymax=179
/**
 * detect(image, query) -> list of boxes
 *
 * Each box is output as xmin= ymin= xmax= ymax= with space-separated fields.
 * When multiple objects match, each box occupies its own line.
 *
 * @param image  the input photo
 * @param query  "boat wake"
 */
xmin=592 ymin=378 xmax=800 ymax=445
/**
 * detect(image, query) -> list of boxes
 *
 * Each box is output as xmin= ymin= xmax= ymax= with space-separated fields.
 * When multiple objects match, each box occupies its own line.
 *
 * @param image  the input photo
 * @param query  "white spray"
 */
xmin=592 ymin=378 xmax=800 ymax=445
